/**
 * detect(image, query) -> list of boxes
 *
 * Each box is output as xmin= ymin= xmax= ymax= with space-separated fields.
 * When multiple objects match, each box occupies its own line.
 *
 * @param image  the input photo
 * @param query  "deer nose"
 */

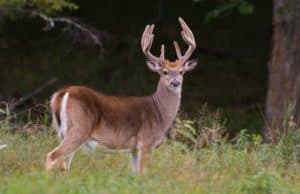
xmin=170 ymin=80 xmax=180 ymax=88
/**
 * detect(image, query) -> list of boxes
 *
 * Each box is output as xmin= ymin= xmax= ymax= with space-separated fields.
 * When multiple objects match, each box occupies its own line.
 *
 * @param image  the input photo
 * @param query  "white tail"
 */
xmin=58 ymin=92 xmax=69 ymax=139
xmin=46 ymin=17 xmax=198 ymax=174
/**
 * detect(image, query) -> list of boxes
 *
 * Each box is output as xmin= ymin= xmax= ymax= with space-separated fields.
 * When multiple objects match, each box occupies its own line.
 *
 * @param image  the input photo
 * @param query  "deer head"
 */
xmin=141 ymin=17 xmax=197 ymax=93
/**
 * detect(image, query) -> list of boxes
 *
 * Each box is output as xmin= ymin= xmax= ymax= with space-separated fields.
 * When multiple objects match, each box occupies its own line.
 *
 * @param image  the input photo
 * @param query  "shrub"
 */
xmin=169 ymin=104 xmax=227 ymax=151
xmin=241 ymin=172 xmax=280 ymax=194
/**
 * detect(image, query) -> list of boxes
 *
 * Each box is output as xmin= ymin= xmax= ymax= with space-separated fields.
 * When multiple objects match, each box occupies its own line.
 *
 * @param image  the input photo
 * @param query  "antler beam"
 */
xmin=141 ymin=24 xmax=165 ymax=63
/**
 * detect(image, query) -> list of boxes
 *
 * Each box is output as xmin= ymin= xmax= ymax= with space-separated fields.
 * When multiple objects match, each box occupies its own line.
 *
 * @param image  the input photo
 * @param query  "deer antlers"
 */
xmin=141 ymin=24 xmax=165 ymax=64
xmin=173 ymin=17 xmax=196 ymax=63
xmin=141 ymin=17 xmax=196 ymax=64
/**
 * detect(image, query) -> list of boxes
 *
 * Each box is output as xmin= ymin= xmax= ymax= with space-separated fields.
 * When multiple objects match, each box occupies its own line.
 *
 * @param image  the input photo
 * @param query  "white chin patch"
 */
xmin=169 ymin=86 xmax=182 ymax=93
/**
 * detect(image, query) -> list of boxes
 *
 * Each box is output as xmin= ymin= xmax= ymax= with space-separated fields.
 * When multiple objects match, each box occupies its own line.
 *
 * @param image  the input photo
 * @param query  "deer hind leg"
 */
xmin=56 ymin=137 xmax=75 ymax=171
xmin=46 ymin=128 xmax=89 ymax=171
xmin=62 ymin=152 xmax=75 ymax=171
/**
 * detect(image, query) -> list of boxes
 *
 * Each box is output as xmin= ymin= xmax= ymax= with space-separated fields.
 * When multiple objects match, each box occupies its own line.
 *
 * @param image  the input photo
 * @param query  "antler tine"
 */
xmin=141 ymin=24 xmax=164 ymax=63
xmin=160 ymin=44 xmax=165 ymax=60
xmin=173 ymin=41 xmax=182 ymax=59
xmin=177 ymin=17 xmax=196 ymax=63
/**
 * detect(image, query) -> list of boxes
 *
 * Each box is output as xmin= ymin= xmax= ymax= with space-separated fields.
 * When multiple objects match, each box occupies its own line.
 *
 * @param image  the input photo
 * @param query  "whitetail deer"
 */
xmin=46 ymin=17 xmax=197 ymax=174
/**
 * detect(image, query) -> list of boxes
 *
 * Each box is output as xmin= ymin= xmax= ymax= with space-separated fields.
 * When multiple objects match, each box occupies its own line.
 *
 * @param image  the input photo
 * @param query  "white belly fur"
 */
xmin=83 ymin=139 xmax=132 ymax=154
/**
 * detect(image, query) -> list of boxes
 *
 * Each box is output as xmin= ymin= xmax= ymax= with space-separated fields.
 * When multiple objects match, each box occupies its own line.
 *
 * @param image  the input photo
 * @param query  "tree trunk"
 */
xmin=0 ymin=12 xmax=6 ymax=48
xmin=265 ymin=0 xmax=300 ymax=140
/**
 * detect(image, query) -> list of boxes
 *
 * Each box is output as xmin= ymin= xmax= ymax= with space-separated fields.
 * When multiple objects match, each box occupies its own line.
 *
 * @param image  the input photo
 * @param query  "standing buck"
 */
xmin=46 ymin=17 xmax=197 ymax=174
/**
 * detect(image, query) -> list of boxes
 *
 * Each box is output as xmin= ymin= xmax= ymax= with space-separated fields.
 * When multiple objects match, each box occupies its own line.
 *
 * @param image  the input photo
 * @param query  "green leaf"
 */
xmin=238 ymin=1 xmax=254 ymax=15
xmin=0 ymin=0 xmax=78 ymax=14
xmin=178 ymin=129 xmax=197 ymax=144
xmin=173 ymin=141 xmax=189 ymax=152
xmin=201 ymin=0 xmax=254 ymax=23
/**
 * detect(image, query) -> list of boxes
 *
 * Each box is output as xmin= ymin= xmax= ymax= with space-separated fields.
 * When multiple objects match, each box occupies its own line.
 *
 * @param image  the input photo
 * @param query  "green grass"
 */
xmin=1 ymin=121 xmax=300 ymax=194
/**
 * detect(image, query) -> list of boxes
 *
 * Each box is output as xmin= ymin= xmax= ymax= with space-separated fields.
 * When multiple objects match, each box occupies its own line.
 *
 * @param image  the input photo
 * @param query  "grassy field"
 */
xmin=1 ymin=112 xmax=300 ymax=194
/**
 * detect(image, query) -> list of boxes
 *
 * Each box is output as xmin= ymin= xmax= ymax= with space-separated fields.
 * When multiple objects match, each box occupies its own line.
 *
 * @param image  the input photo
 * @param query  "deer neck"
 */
xmin=152 ymin=78 xmax=181 ymax=129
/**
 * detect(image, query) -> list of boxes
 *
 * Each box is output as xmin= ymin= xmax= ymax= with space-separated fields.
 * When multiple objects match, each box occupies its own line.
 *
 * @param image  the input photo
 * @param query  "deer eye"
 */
xmin=179 ymin=70 xmax=183 ymax=75
xmin=163 ymin=70 xmax=168 ymax=75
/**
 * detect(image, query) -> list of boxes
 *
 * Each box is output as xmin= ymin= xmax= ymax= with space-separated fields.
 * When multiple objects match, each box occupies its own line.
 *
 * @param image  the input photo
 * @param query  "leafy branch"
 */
xmin=193 ymin=0 xmax=254 ymax=23
xmin=0 ymin=0 xmax=107 ymax=55
xmin=0 ymin=0 xmax=78 ymax=14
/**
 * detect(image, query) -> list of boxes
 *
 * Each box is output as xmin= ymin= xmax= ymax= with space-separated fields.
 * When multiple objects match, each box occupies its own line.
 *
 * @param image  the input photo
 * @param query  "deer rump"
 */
xmin=50 ymin=86 xmax=162 ymax=153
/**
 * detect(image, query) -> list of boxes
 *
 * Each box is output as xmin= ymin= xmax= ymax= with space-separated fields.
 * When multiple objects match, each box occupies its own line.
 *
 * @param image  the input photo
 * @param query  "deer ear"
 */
xmin=183 ymin=59 xmax=198 ymax=72
xmin=147 ymin=60 xmax=161 ymax=72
